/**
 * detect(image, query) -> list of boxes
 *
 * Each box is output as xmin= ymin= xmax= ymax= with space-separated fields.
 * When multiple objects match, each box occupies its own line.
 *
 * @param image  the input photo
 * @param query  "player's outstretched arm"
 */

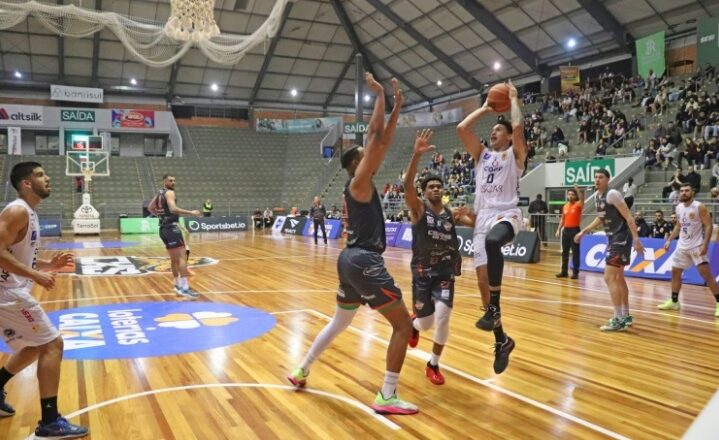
xmin=380 ymin=78 xmax=403 ymax=150
xmin=452 ymin=205 xmax=476 ymax=227
xmin=165 ymin=190 xmax=201 ymax=217
xmin=457 ymin=100 xmax=492 ymax=161
xmin=507 ymin=80 xmax=528 ymax=170
xmin=404 ymin=129 xmax=435 ymax=223
xmin=351 ymin=73 xmax=387 ymax=200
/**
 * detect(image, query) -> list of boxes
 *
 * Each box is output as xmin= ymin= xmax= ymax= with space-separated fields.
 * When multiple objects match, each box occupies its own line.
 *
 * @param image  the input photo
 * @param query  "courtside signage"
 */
xmin=578 ymin=235 xmax=719 ymax=285
xmin=183 ymin=216 xmax=248 ymax=233
xmin=282 ymin=217 xmax=307 ymax=235
xmin=0 ymin=302 xmax=275 ymax=359
xmin=564 ymin=159 xmax=615 ymax=186
xmin=302 ymin=219 xmax=342 ymax=239
xmin=0 ymin=104 xmax=43 ymax=126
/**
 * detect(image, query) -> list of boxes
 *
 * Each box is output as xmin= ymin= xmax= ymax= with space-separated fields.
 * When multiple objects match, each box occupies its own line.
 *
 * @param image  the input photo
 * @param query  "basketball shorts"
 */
xmin=473 ymin=207 xmax=523 ymax=267
xmin=0 ymin=288 xmax=60 ymax=351
xmin=672 ymin=247 xmax=709 ymax=269
xmin=605 ymin=242 xmax=632 ymax=267
xmin=336 ymin=247 xmax=402 ymax=312
xmin=412 ymin=271 xmax=454 ymax=318
xmin=159 ymin=224 xmax=185 ymax=250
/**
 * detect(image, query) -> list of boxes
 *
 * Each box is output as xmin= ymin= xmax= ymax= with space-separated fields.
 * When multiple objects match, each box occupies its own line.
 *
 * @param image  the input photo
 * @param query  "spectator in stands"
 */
xmin=263 ymin=207 xmax=273 ymax=227
xmin=651 ymin=210 xmax=670 ymax=239
xmin=622 ymin=177 xmax=637 ymax=208
xmin=635 ymin=212 xmax=651 ymax=238
xmin=704 ymin=62 xmax=716 ymax=80
xmin=613 ymin=121 xmax=626 ymax=147
xmin=668 ymin=183 xmax=681 ymax=206
xmin=685 ymin=165 xmax=702 ymax=194
xmin=628 ymin=115 xmax=642 ymax=137
xmin=550 ymin=126 xmax=565 ymax=148
xmin=704 ymin=112 xmax=719 ymax=139
xmin=252 ymin=208 xmax=262 ymax=229
xmin=653 ymin=123 xmax=667 ymax=140
xmin=528 ymin=194 xmax=549 ymax=244
xmin=594 ymin=139 xmax=608 ymax=158
xmin=632 ymin=142 xmax=643 ymax=157
xmin=645 ymin=139 xmax=659 ymax=167
xmin=663 ymin=169 xmax=685 ymax=200
xmin=577 ymin=119 xmax=590 ymax=144
xmin=657 ymin=137 xmax=677 ymax=169
xmin=328 ymin=205 xmax=341 ymax=219
xmin=670 ymin=213 xmax=678 ymax=232
xmin=712 ymin=162 xmax=719 ymax=189
xmin=666 ymin=121 xmax=683 ymax=146
xmin=289 ymin=206 xmax=299 ymax=217
xmin=694 ymin=111 xmax=708 ymax=140
xmin=202 ymin=199 xmax=213 ymax=217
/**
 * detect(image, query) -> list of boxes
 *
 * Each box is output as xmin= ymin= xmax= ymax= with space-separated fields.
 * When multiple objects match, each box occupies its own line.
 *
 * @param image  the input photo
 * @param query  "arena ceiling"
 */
xmin=0 ymin=0 xmax=716 ymax=109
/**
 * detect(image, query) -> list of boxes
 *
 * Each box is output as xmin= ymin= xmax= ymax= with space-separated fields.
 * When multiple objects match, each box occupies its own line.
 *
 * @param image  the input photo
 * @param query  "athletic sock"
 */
xmin=620 ymin=304 xmax=629 ymax=318
xmin=490 ymin=290 xmax=501 ymax=311
xmin=179 ymin=277 xmax=189 ymax=290
xmin=613 ymin=305 xmax=622 ymax=319
xmin=0 ymin=367 xmax=13 ymax=390
xmin=40 ymin=396 xmax=58 ymax=424
xmin=429 ymin=353 xmax=440 ymax=366
xmin=671 ymin=291 xmax=679 ymax=302
xmin=493 ymin=326 xmax=507 ymax=344
xmin=381 ymin=371 xmax=400 ymax=399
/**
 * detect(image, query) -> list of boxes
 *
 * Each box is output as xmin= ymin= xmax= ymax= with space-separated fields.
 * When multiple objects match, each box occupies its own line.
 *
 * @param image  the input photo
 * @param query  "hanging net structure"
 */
xmin=0 ymin=0 xmax=292 ymax=68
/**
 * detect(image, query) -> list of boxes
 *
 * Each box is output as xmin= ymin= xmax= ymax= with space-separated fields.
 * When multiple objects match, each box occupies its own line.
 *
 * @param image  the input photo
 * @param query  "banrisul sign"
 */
xmin=61 ymin=109 xmax=96 ymax=122
xmin=564 ymin=159 xmax=615 ymax=186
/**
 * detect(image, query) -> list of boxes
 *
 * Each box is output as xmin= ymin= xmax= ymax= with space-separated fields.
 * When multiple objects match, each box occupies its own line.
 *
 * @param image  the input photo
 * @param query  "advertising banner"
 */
xmin=39 ymin=219 xmax=62 ymax=237
xmin=395 ymin=224 xmax=413 ymax=249
xmin=302 ymin=219 xmax=342 ymax=239
xmin=0 ymin=105 xmax=43 ymax=126
xmin=272 ymin=216 xmax=287 ymax=234
xmin=183 ymin=216 xmax=248 ymax=233
xmin=281 ymin=217 xmax=307 ymax=235
xmin=120 ymin=217 xmax=160 ymax=234
xmin=111 ymin=109 xmax=155 ymax=128
xmin=560 ymin=66 xmax=581 ymax=93
xmin=256 ymin=117 xmax=342 ymax=134
xmin=697 ymin=17 xmax=719 ymax=68
xmin=455 ymin=227 xmax=540 ymax=262
xmin=384 ymin=222 xmax=402 ymax=247
xmin=396 ymin=108 xmax=464 ymax=128
xmin=578 ymin=235 xmax=719 ymax=285
xmin=61 ymin=109 xmax=96 ymax=123
xmin=636 ymin=30 xmax=666 ymax=79
xmin=51 ymin=85 xmax=103 ymax=104
xmin=564 ymin=158 xmax=615 ymax=186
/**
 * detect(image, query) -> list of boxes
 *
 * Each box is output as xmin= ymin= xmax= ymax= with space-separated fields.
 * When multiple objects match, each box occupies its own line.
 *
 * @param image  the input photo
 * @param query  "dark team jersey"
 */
xmin=595 ymin=190 xmax=630 ymax=246
xmin=651 ymin=220 xmax=670 ymax=239
xmin=411 ymin=203 xmax=459 ymax=276
xmin=155 ymin=189 xmax=180 ymax=227
xmin=343 ymin=179 xmax=386 ymax=253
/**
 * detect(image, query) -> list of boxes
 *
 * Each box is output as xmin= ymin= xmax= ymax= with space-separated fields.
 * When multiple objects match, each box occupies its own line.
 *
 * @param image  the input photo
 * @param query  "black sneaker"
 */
xmin=476 ymin=306 xmax=501 ymax=331
xmin=493 ymin=335 xmax=515 ymax=374
xmin=556 ymin=272 xmax=568 ymax=278
xmin=0 ymin=389 xmax=14 ymax=417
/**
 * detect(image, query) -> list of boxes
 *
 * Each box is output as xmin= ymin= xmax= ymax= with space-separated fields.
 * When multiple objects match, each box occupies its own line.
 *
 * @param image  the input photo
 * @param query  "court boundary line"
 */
xmin=303 ymin=308 xmax=630 ymax=440
xmin=56 ymin=383 xmax=401 ymax=433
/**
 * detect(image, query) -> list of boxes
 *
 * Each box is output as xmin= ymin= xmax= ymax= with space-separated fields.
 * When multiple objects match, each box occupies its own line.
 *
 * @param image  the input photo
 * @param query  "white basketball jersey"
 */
xmin=0 ymin=199 xmax=40 ymax=291
xmin=676 ymin=200 xmax=704 ymax=250
xmin=473 ymin=146 xmax=523 ymax=212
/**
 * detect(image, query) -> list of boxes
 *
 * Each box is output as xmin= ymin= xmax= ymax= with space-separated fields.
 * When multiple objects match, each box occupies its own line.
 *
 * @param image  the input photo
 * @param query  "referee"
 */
xmin=309 ymin=196 xmax=327 ymax=245
xmin=556 ymin=185 xmax=584 ymax=279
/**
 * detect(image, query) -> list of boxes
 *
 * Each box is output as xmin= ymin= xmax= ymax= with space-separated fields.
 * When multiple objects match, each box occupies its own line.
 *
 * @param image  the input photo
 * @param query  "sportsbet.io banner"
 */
xmin=578 ymin=235 xmax=719 ymax=285
xmin=183 ymin=216 xmax=248 ymax=233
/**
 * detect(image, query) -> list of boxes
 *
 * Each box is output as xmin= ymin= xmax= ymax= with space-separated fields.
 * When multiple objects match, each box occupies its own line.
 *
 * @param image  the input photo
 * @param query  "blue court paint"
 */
xmin=0 ymin=302 xmax=275 ymax=359
xmin=43 ymin=241 xmax=140 ymax=250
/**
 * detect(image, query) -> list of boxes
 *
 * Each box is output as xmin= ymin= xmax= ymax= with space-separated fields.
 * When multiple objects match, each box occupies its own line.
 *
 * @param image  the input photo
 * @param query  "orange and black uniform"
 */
xmin=560 ymin=200 xmax=583 ymax=275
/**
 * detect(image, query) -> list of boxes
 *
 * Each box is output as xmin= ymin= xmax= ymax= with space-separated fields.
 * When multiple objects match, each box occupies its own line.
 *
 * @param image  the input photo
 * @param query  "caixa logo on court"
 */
xmin=583 ymin=242 xmax=673 ymax=273
xmin=0 ymin=302 xmax=276 ymax=360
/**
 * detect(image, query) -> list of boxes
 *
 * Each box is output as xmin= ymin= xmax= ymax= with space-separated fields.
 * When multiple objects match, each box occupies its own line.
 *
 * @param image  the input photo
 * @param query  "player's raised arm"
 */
xmin=507 ymin=80 xmax=528 ymax=170
xmin=404 ymin=129 xmax=435 ymax=222
xmin=457 ymin=100 xmax=492 ymax=162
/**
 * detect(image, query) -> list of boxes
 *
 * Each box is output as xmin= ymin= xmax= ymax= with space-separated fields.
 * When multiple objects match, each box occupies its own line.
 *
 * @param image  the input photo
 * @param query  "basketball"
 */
xmin=487 ymin=83 xmax=511 ymax=113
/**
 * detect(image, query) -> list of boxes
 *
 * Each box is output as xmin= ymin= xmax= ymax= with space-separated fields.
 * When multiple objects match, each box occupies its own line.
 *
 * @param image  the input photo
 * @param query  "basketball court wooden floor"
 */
xmin=1 ymin=230 xmax=717 ymax=440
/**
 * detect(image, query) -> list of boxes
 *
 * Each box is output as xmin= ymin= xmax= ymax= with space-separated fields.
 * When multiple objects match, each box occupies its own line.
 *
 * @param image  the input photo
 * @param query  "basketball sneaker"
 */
xmin=0 ymin=390 xmax=15 ymax=417
xmin=600 ymin=317 xmax=627 ymax=332
xmin=657 ymin=299 xmax=680 ymax=311
xmin=287 ymin=368 xmax=308 ymax=388
xmin=425 ymin=362 xmax=445 ymax=385
xmin=408 ymin=315 xmax=419 ymax=348
xmin=175 ymin=286 xmax=199 ymax=300
xmin=493 ymin=335 xmax=515 ymax=374
xmin=370 ymin=392 xmax=418 ymax=415
xmin=623 ymin=315 xmax=634 ymax=327
xmin=34 ymin=415 xmax=88 ymax=438
xmin=476 ymin=305 xmax=501 ymax=331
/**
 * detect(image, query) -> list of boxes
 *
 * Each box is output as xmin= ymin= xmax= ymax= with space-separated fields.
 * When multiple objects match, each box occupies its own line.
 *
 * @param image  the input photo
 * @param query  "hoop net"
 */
xmin=0 ymin=0 xmax=291 ymax=68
